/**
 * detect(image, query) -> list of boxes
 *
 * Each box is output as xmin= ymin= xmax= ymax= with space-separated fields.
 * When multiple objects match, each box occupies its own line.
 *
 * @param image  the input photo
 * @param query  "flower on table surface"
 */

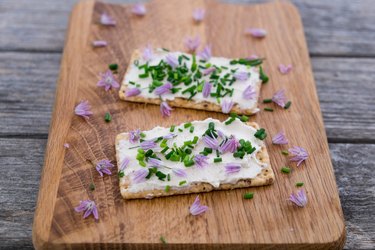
xmin=279 ymin=64 xmax=293 ymax=74
xmin=119 ymin=157 xmax=130 ymax=171
xmin=202 ymin=67 xmax=215 ymax=76
xmin=221 ymin=98 xmax=234 ymax=114
xmin=154 ymin=82 xmax=173 ymax=95
xmin=96 ymin=159 xmax=114 ymax=176
xmin=202 ymin=134 xmax=219 ymax=150
xmin=184 ymin=36 xmax=201 ymax=52
xmin=198 ymin=45 xmax=211 ymax=60
xmin=192 ymin=8 xmax=205 ymax=22
xmin=272 ymin=131 xmax=289 ymax=145
xmin=173 ymin=168 xmax=187 ymax=177
xmin=64 ymin=143 xmax=70 ymax=148
xmin=202 ymin=82 xmax=212 ymax=98
xmin=225 ymin=163 xmax=241 ymax=174
xmin=129 ymin=129 xmax=141 ymax=144
xmin=92 ymin=40 xmax=108 ymax=48
xmin=132 ymin=4 xmax=146 ymax=16
xmin=245 ymin=28 xmax=267 ymax=38
xmin=75 ymin=100 xmax=93 ymax=119
xmin=125 ymin=87 xmax=141 ymax=97
xmin=132 ymin=168 xmax=149 ymax=183
xmin=100 ymin=13 xmax=116 ymax=26
xmin=97 ymin=70 xmax=120 ymax=91
xmin=194 ymin=154 xmax=209 ymax=168
xmin=165 ymin=54 xmax=179 ymax=68
xmin=289 ymin=146 xmax=308 ymax=166
xmin=242 ymin=85 xmax=256 ymax=100
xmin=142 ymin=44 xmax=153 ymax=61
xmin=288 ymin=189 xmax=308 ymax=207
xmin=189 ymin=195 xmax=208 ymax=215
xmin=160 ymin=101 xmax=172 ymax=117
xmin=272 ymin=89 xmax=287 ymax=107
xmin=140 ymin=140 xmax=157 ymax=150
xmin=219 ymin=136 xmax=239 ymax=153
xmin=148 ymin=158 xmax=164 ymax=167
xmin=75 ymin=199 xmax=99 ymax=220
xmin=234 ymin=71 xmax=249 ymax=81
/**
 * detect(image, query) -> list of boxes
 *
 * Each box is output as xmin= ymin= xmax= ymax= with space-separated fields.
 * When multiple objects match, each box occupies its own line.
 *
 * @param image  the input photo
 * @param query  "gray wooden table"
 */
xmin=0 ymin=0 xmax=374 ymax=249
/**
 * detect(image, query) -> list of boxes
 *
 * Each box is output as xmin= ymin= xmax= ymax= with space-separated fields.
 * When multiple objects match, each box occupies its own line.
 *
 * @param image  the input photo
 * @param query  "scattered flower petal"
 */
xmin=163 ymin=133 xmax=175 ymax=140
xmin=202 ymin=67 xmax=215 ymax=76
xmin=219 ymin=136 xmax=239 ymax=153
xmin=234 ymin=71 xmax=249 ymax=81
xmin=132 ymin=4 xmax=146 ymax=16
xmin=189 ymin=195 xmax=208 ymax=215
xmin=92 ymin=40 xmax=108 ymax=48
xmin=75 ymin=100 xmax=93 ymax=119
xmin=142 ymin=44 xmax=153 ymax=61
xmin=221 ymin=98 xmax=234 ymax=114
xmin=289 ymin=146 xmax=308 ymax=167
xmin=272 ymin=89 xmax=287 ymax=107
xmin=184 ymin=36 xmax=200 ymax=52
xmin=217 ymin=129 xmax=225 ymax=139
xmin=95 ymin=159 xmax=114 ymax=177
xmin=202 ymin=82 xmax=212 ymax=98
xmin=225 ymin=163 xmax=241 ymax=174
xmin=125 ymin=87 xmax=141 ymax=97
xmin=63 ymin=143 xmax=70 ymax=148
xmin=279 ymin=64 xmax=293 ymax=74
xmin=132 ymin=168 xmax=149 ymax=183
xmin=245 ymin=28 xmax=267 ymax=38
xmin=202 ymin=134 xmax=219 ymax=150
xmin=154 ymin=82 xmax=173 ymax=95
xmin=243 ymin=85 xmax=256 ymax=100
xmin=119 ymin=157 xmax=130 ymax=171
xmin=97 ymin=70 xmax=120 ymax=91
xmin=198 ymin=45 xmax=211 ymax=60
xmin=289 ymin=189 xmax=308 ymax=207
xmin=75 ymin=199 xmax=99 ymax=220
xmin=160 ymin=101 xmax=172 ymax=117
xmin=165 ymin=54 xmax=179 ymax=68
xmin=148 ymin=158 xmax=164 ymax=167
xmin=140 ymin=140 xmax=157 ymax=150
xmin=129 ymin=129 xmax=141 ymax=144
xmin=194 ymin=154 xmax=209 ymax=168
xmin=272 ymin=131 xmax=289 ymax=145
xmin=192 ymin=8 xmax=205 ymax=22
xmin=173 ymin=168 xmax=187 ymax=177
xmin=100 ymin=13 xmax=116 ymax=26
xmin=247 ymin=54 xmax=259 ymax=60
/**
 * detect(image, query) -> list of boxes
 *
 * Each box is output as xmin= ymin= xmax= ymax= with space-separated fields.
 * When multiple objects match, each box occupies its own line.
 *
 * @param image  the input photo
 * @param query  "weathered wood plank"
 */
xmin=0 ymin=139 xmax=373 ymax=248
xmin=0 ymin=0 xmax=375 ymax=56
xmin=0 ymin=52 xmax=373 ymax=141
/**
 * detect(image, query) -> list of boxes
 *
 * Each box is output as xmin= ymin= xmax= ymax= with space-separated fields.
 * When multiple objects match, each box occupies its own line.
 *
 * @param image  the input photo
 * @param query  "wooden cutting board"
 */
xmin=32 ymin=0 xmax=346 ymax=248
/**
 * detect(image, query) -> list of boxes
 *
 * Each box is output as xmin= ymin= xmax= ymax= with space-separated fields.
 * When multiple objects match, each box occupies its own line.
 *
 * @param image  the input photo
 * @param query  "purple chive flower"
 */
xmin=272 ymin=89 xmax=287 ymax=107
xmin=119 ymin=157 xmax=130 ymax=171
xmin=148 ymin=158 xmax=164 ymax=167
xmin=279 ymin=64 xmax=293 ymax=74
xmin=198 ymin=45 xmax=211 ymax=60
xmin=132 ymin=168 xmax=149 ymax=183
xmin=95 ymin=159 xmax=114 ymax=177
xmin=192 ymin=8 xmax=205 ymax=22
xmin=202 ymin=82 xmax=212 ymax=98
xmin=202 ymin=67 xmax=215 ymax=76
xmin=129 ymin=129 xmax=141 ymax=144
xmin=163 ymin=133 xmax=175 ymax=140
xmin=221 ymin=98 xmax=234 ymax=114
xmin=190 ymin=195 xmax=208 ymax=216
xmin=184 ymin=36 xmax=201 ymax=52
xmin=140 ymin=140 xmax=157 ymax=150
xmin=64 ymin=143 xmax=70 ymax=148
xmin=97 ymin=70 xmax=120 ymax=91
xmin=160 ymin=101 xmax=172 ymax=117
xmin=217 ymin=129 xmax=225 ymax=139
xmin=225 ymin=163 xmax=242 ymax=174
xmin=75 ymin=199 xmax=99 ymax=220
xmin=288 ymin=189 xmax=308 ymax=207
xmin=173 ymin=168 xmax=187 ymax=177
xmin=219 ymin=136 xmax=239 ymax=153
xmin=142 ymin=44 xmax=153 ymax=61
xmin=125 ymin=87 xmax=141 ymax=97
xmin=75 ymin=100 xmax=93 ymax=119
xmin=202 ymin=134 xmax=219 ymax=150
xmin=289 ymin=146 xmax=309 ymax=167
xmin=154 ymin=82 xmax=173 ymax=95
xmin=234 ymin=71 xmax=249 ymax=81
xmin=165 ymin=54 xmax=179 ymax=68
xmin=100 ymin=13 xmax=116 ymax=26
xmin=245 ymin=28 xmax=267 ymax=38
xmin=194 ymin=154 xmax=209 ymax=168
xmin=247 ymin=54 xmax=259 ymax=60
xmin=92 ymin=40 xmax=108 ymax=48
xmin=132 ymin=4 xmax=146 ymax=16
xmin=272 ymin=131 xmax=289 ymax=145
xmin=243 ymin=85 xmax=256 ymax=100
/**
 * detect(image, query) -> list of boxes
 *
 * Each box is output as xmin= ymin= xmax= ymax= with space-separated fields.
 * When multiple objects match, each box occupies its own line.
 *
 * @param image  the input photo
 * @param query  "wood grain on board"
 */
xmin=32 ymin=0 xmax=346 ymax=248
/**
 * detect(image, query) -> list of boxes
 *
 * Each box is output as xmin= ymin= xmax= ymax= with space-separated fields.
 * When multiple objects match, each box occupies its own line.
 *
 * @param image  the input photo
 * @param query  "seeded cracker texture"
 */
xmin=116 ymin=122 xmax=274 ymax=199
xmin=118 ymin=49 xmax=262 ymax=115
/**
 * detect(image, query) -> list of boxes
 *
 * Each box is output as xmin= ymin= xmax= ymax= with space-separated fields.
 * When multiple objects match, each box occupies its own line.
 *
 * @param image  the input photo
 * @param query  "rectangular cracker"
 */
xmin=119 ymin=49 xmax=263 ymax=115
xmin=116 ymin=118 xmax=274 ymax=199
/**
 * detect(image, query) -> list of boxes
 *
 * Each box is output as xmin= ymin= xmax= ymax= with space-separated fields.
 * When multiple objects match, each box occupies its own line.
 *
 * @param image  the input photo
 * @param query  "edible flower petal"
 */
xmin=242 ymin=85 xmax=256 ymax=100
xmin=202 ymin=67 xmax=215 ymax=76
xmin=97 ymin=70 xmax=120 ymax=91
xmin=219 ymin=136 xmax=239 ymax=153
xmin=64 ymin=143 xmax=70 ymax=148
xmin=173 ymin=168 xmax=188 ymax=177
xmin=95 ymin=159 xmax=114 ymax=177
xmin=202 ymin=134 xmax=219 ymax=150
xmin=189 ymin=195 xmax=208 ymax=215
xmin=100 ymin=13 xmax=116 ymax=26
xmin=288 ymin=189 xmax=308 ymax=207
xmin=221 ymin=98 xmax=234 ymax=114
xmin=119 ymin=157 xmax=130 ymax=171
xmin=279 ymin=64 xmax=292 ymax=74
xmin=148 ymin=158 xmax=164 ymax=167
xmin=132 ymin=4 xmax=146 ymax=16
xmin=75 ymin=100 xmax=93 ymax=119
xmin=192 ymin=8 xmax=205 ymax=22
xmin=234 ymin=71 xmax=249 ymax=81
xmin=198 ymin=44 xmax=211 ymax=60
xmin=140 ymin=140 xmax=157 ymax=150
xmin=194 ymin=154 xmax=209 ymax=168
xmin=288 ymin=146 xmax=308 ymax=166
xmin=142 ymin=44 xmax=153 ymax=61
xmin=225 ymin=163 xmax=241 ymax=174
xmin=160 ymin=101 xmax=173 ymax=117
xmin=125 ymin=87 xmax=141 ymax=97
xmin=202 ymin=82 xmax=212 ymax=98
xmin=184 ymin=36 xmax=201 ymax=52
xmin=75 ymin=199 xmax=99 ymax=220
xmin=154 ymin=82 xmax=173 ymax=95
xmin=272 ymin=89 xmax=287 ymax=107
xmin=245 ymin=28 xmax=267 ymax=38
xmin=132 ymin=168 xmax=149 ymax=183
xmin=129 ymin=129 xmax=141 ymax=144
xmin=165 ymin=54 xmax=179 ymax=68
xmin=92 ymin=40 xmax=108 ymax=48
xmin=272 ymin=131 xmax=289 ymax=145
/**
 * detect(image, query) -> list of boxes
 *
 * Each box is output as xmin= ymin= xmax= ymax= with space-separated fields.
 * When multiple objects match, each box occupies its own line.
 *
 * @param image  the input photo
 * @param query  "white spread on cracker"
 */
xmin=122 ymin=49 xmax=262 ymax=112
xmin=117 ymin=118 xmax=267 ymax=194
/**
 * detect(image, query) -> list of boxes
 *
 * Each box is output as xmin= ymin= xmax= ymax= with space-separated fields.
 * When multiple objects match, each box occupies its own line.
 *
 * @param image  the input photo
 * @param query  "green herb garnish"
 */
xmin=254 ymin=128 xmax=267 ymax=140
xmin=104 ymin=112 xmax=112 ymax=122
xmin=281 ymin=167 xmax=291 ymax=174
xmin=243 ymin=192 xmax=254 ymax=199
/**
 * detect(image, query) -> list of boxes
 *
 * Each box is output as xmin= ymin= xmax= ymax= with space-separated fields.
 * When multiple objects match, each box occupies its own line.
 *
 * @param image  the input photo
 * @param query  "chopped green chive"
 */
xmin=281 ymin=150 xmax=289 ymax=155
xmin=184 ymin=122 xmax=192 ymax=128
xmin=104 ymin=112 xmax=112 ymax=122
xmin=118 ymin=171 xmax=124 ymax=178
xmin=89 ymin=183 xmax=95 ymax=191
xmin=179 ymin=180 xmax=187 ymax=186
xmin=225 ymin=117 xmax=236 ymax=125
xmin=281 ymin=167 xmax=291 ymax=174
xmin=178 ymin=128 xmax=183 ymax=132
xmin=189 ymin=126 xmax=195 ymax=133
xmin=170 ymin=125 xmax=175 ymax=132
xmin=259 ymin=66 xmax=269 ymax=83
xmin=214 ymin=157 xmax=222 ymax=163
xmin=254 ymin=128 xmax=267 ymax=140
xmin=284 ymin=101 xmax=292 ymax=109
xmin=139 ymin=161 xmax=146 ymax=167
xmin=160 ymin=236 xmax=167 ymax=244
xmin=167 ymin=174 xmax=171 ymax=181
xmin=160 ymin=146 xmax=169 ymax=154
xmin=156 ymin=171 xmax=167 ymax=180
xmin=165 ymin=185 xmax=171 ymax=192
xmin=140 ymin=132 xmax=146 ymax=138
xmin=240 ymin=115 xmax=249 ymax=122
xmin=264 ymin=107 xmax=274 ymax=112
xmin=192 ymin=136 xmax=199 ymax=144
xmin=243 ymin=192 xmax=254 ymax=199
xmin=296 ymin=182 xmax=304 ymax=187
xmin=108 ymin=63 xmax=118 ymax=71
xmin=204 ymin=147 xmax=213 ymax=154
xmin=263 ymin=98 xmax=272 ymax=103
